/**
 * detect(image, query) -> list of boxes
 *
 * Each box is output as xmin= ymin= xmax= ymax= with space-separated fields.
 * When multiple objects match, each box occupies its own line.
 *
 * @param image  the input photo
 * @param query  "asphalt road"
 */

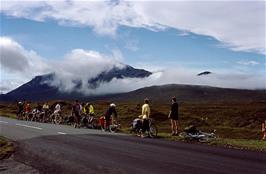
xmin=0 ymin=116 xmax=266 ymax=174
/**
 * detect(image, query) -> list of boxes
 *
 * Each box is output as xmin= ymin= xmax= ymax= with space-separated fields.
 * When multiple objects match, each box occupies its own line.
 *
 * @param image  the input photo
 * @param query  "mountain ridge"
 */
xmin=0 ymin=65 xmax=151 ymax=101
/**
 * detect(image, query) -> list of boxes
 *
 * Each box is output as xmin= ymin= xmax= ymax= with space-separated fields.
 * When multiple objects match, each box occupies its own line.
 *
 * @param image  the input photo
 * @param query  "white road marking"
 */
xmin=0 ymin=121 xmax=8 ymax=124
xmin=16 ymin=123 xmax=43 ymax=130
xmin=57 ymin=132 xmax=66 ymax=135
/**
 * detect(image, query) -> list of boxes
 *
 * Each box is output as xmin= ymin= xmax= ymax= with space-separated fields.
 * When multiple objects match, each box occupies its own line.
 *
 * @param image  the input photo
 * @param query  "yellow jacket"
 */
xmin=141 ymin=104 xmax=150 ymax=119
xmin=82 ymin=107 xmax=86 ymax=114
xmin=89 ymin=105 xmax=94 ymax=114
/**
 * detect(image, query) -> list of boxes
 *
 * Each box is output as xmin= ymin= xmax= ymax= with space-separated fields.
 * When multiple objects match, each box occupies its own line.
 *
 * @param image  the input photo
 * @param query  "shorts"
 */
xmin=169 ymin=115 xmax=179 ymax=121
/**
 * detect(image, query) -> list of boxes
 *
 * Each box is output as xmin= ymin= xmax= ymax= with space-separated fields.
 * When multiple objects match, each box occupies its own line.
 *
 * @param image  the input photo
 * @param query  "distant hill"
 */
xmin=94 ymin=84 xmax=266 ymax=103
xmin=0 ymin=65 xmax=151 ymax=102
xmin=1 ymin=66 xmax=265 ymax=103
xmin=197 ymin=71 xmax=212 ymax=76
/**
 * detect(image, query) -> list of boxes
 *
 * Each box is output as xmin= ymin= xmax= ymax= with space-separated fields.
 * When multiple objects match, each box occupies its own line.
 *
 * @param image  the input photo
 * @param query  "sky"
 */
xmin=0 ymin=0 xmax=265 ymax=94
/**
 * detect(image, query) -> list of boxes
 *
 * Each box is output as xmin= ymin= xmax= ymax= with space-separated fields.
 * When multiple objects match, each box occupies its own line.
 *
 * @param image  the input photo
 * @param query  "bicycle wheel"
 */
xmin=199 ymin=135 xmax=216 ymax=143
xmin=91 ymin=119 xmax=98 ymax=129
xmin=149 ymin=123 xmax=158 ymax=137
xmin=109 ymin=124 xmax=118 ymax=133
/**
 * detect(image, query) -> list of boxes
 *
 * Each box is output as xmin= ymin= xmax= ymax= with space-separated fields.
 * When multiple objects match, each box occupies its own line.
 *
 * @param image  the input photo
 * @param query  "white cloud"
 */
xmin=46 ymin=48 xmax=125 ymax=93
xmin=1 ymin=0 xmax=265 ymax=54
xmin=1 ymin=37 xmax=265 ymax=95
xmin=237 ymin=60 xmax=260 ymax=66
xmin=0 ymin=37 xmax=30 ymax=72
xmin=0 ymin=37 xmax=51 ymax=92
xmin=0 ymin=36 xmax=125 ymax=93
xmin=87 ymin=69 xmax=266 ymax=95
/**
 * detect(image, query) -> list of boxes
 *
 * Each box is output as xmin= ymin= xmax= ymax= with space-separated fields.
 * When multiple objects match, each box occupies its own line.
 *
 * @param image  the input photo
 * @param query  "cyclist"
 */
xmin=139 ymin=98 xmax=151 ymax=137
xmin=42 ymin=102 xmax=49 ymax=122
xmin=32 ymin=103 xmax=43 ymax=121
xmin=104 ymin=103 xmax=117 ymax=131
xmin=88 ymin=103 xmax=95 ymax=116
xmin=54 ymin=102 xmax=61 ymax=114
xmin=85 ymin=102 xmax=95 ymax=123
xmin=16 ymin=101 xmax=24 ymax=120
xmin=72 ymin=100 xmax=81 ymax=128
xmin=52 ymin=102 xmax=62 ymax=124
xmin=24 ymin=102 xmax=31 ymax=120
xmin=81 ymin=103 xmax=87 ymax=115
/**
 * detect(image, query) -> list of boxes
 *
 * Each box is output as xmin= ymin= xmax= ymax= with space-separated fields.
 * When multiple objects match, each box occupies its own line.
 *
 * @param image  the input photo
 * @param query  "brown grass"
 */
xmin=0 ymin=136 xmax=15 ymax=160
xmin=1 ymin=101 xmax=266 ymax=140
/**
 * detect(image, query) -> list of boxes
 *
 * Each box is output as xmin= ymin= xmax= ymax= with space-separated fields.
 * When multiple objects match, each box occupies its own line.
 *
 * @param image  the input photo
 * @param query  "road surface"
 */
xmin=0 ymin=116 xmax=266 ymax=174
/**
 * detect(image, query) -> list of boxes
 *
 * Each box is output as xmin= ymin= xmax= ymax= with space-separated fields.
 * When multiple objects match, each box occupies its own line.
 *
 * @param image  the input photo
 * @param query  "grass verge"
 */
xmin=0 ymin=136 xmax=15 ymax=160
xmin=210 ymin=138 xmax=266 ymax=152
xmin=156 ymin=132 xmax=266 ymax=152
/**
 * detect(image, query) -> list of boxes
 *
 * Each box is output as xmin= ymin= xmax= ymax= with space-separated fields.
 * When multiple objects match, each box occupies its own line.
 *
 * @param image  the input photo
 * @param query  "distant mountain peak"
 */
xmin=0 ymin=65 xmax=152 ymax=101
xmin=197 ymin=71 xmax=212 ymax=76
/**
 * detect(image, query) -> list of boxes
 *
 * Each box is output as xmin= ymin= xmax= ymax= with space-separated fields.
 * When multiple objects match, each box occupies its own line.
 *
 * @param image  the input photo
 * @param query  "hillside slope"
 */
xmin=95 ymin=84 xmax=266 ymax=102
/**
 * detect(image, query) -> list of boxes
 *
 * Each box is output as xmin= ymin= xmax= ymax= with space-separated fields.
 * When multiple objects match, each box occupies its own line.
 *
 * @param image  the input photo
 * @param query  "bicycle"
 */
xmin=179 ymin=129 xmax=216 ymax=143
xmin=50 ymin=112 xmax=63 ymax=124
xmin=109 ymin=119 xmax=121 ymax=133
xmin=81 ymin=114 xmax=98 ymax=129
xmin=130 ymin=118 xmax=158 ymax=138
xmin=99 ymin=116 xmax=121 ymax=133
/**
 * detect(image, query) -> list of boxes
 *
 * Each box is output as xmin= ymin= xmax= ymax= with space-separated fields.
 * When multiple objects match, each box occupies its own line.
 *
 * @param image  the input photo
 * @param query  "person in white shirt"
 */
xmin=54 ymin=103 xmax=61 ymax=114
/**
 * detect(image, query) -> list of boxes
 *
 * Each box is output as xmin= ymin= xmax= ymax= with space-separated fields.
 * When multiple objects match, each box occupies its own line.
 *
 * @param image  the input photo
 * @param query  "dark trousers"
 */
xmin=74 ymin=113 xmax=81 ymax=124
xmin=105 ymin=116 xmax=111 ymax=130
xmin=142 ymin=119 xmax=149 ymax=133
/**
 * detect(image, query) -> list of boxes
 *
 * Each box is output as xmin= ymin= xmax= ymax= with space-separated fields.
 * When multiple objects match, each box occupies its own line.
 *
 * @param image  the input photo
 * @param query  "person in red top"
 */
xmin=24 ymin=102 xmax=31 ymax=121
xmin=25 ymin=102 xmax=31 ymax=113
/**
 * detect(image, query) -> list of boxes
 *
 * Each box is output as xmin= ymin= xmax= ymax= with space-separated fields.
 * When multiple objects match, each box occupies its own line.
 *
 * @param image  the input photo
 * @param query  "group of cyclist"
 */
xmin=17 ymin=101 xmax=51 ymax=122
xmin=16 ymin=97 xmax=180 ymax=137
xmin=71 ymin=100 xmax=95 ymax=128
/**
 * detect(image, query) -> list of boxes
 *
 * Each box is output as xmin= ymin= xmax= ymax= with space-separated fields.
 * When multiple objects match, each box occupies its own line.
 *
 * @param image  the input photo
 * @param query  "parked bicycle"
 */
xmin=179 ymin=125 xmax=216 ymax=142
xmin=81 ymin=114 xmax=98 ymax=129
xmin=130 ymin=118 xmax=158 ymax=137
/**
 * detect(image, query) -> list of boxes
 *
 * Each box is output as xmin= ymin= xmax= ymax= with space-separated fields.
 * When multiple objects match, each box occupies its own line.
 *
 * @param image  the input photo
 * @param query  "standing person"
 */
xmin=139 ymin=98 xmax=151 ymax=137
xmin=72 ymin=100 xmax=81 ymax=128
xmin=104 ymin=103 xmax=117 ymax=131
xmin=168 ymin=97 xmax=179 ymax=136
xmin=262 ymin=120 xmax=266 ymax=141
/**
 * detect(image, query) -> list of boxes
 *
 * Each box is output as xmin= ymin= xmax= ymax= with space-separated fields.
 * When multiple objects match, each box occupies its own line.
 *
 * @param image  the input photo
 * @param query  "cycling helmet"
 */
xmin=110 ymin=103 xmax=116 ymax=107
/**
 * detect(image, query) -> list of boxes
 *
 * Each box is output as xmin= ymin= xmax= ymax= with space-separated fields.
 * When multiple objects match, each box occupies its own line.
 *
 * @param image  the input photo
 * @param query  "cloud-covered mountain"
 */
xmin=0 ymin=65 xmax=151 ymax=101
